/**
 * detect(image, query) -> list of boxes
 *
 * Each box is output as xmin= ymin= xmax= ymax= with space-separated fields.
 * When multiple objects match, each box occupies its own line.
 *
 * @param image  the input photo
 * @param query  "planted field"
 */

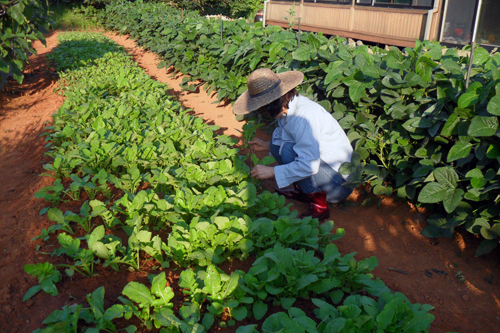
xmin=0 ymin=21 xmax=499 ymax=333
xmin=20 ymin=31 xmax=438 ymax=333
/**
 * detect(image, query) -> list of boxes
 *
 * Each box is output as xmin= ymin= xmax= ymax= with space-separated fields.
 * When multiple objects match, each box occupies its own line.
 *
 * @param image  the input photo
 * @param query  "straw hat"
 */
xmin=233 ymin=68 xmax=304 ymax=115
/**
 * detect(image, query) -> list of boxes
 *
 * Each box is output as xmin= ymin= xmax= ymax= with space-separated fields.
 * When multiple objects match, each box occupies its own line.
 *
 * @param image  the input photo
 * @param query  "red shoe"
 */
xmin=300 ymin=191 xmax=330 ymax=221
xmin=275 ymin=183 xmax=309 ymax=203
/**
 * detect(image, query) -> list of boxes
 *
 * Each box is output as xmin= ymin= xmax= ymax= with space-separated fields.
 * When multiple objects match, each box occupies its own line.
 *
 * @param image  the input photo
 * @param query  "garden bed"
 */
xmin=0 ymin=31 xmax=499 ymax=333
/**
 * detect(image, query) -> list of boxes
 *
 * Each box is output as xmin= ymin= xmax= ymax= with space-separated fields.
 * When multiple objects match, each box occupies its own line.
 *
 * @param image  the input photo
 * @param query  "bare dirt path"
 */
xmin=0 ymin=31 xmax=499 ymax=333
xmin=0 ymin=31 xmax=65 ymax=324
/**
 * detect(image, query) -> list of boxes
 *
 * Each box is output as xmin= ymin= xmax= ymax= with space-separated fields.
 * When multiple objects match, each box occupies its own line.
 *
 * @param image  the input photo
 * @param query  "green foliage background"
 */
xmin=169 ymin=0 xmax=262 ymax=18
xmin=98 ymin=1 xmax=500 ymax=255
xmin=0 ymin=0 xmax=52 ymax=88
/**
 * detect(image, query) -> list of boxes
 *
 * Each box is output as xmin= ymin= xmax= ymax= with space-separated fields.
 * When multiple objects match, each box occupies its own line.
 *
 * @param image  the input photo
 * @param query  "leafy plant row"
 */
xmin=36 ymin=267 xmax=432 ymax=333
xmin=28 ymin=32 xmax=435 ymax=332
xmin=96 ymin=1 xmax=500 ymax=255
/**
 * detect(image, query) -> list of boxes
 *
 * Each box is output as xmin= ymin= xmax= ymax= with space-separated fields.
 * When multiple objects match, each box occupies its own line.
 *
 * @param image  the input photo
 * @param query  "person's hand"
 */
xmin=250 ymin=165 xmax=275 ymax=180
xmin=248 ymin=138 xmax=270 ymax=151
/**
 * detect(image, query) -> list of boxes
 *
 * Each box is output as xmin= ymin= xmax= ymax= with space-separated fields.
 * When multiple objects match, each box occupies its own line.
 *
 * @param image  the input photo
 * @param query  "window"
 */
xmin=440 ymin=0 xmax=475 ymax=45
xmin=375 ymin=0 xmax=410 ymax=4
xmin=304 ymin=0 xmax=352 ymax=4
xmin=412 ymin=0 xmax=433 ymax=7
xmin=355 ymin=0 xmax=434 ymax=8
xmin=476 ymin=0 xmax=500 ymax=47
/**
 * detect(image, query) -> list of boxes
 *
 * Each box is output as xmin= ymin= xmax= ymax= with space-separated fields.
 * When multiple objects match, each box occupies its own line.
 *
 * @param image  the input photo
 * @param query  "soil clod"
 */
xmin=388 ymin=267 xmax=408 ymax=275
xmin=431 ymin=268 xmax=448 ymax=276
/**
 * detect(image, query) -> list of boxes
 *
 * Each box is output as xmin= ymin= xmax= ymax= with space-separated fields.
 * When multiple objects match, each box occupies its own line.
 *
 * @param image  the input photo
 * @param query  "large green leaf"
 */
xmin=122 ymin=282 xmax=155 ymax=305
xmin=434 ymin=167 xmax=459 ymax=188
xmin=151 ymin=273 xmax=175 ymax=305
xmin=457 ymin=92 xmax=479 ymax=108
xmin=292 ymin=45 xmax=311 ymax=62
xmin=339 ymin=304 xmax=362 ymax=319
xmin=204 ymin=265 xmax=221 ymax=298
xmin=231 ymin=306 xmax=247 ymax=321
xmin=404 ymin=72 xmax=423 ymax=87
xmin=296 ymin=274 xmax=318 ymax=290
xmin=325 ymin=67 xmax=343 ymax=85
xmin=325 ymin=317 xmax=346 ymax=332
xmin=104 ymin=304 xmax=125 ymax=322
xmin=88 ymin=224 xmax=105 ymax=248
xmin=467 ymin=217 xmax=490 ymax=234
xmin=467 ymin=116 xmax=499 ymax=137
xmin=486 ymin=95 xmax=500 ymax=116
xmin=381 ymin=72 xmax=404 ymax=89
xmin=427 ymin=214 xmax=448 ymax=227
xmin=443 ymin=188 xmax=464 ymax=213
xmin=201 ymin=313 xmax=214 ymax=330
xmin=441 ymin=58 xmax=462 ymax=74
xmin=253 ymin=301 xmax=268 ymax=320
xmin=47 ymin=208 xmax=64 ymax=224
xmin=376 ymin=301 xmax=396 ymax=329
xmin=441 ymin=113 xmax=460 ymax=137
xmin=362 ymin=65 xmax=381 ymax=79
xmin=386 ymin=55 xmax=405 ymax=69
xmin=222 ymin=272 xmax=240 ymax=299
xmin=354 ymin=53 xmax=368 ymax=69
xmin=23 ymin=285 xmax=43 ymax=302
xmin=472 ymin=47 xmax=490 ymax=65
xmin=91 ymin=241 xmax=109 ymax=259
xmin=418 ymin=183 xmax=447 ymax=203
xmin=402 ymin=313 xmax=435 ymax=332
xmin=249 ymin=56 xmax=260 ymax=71
xmin=447 ymin=141 xmax=472 ymax=162
xmin=307 ymin=34 xmax=320 ymax=51
xmin=475 ymin=239 xmax=499 ymax=257
xmin=9 ymin=5 xmax=26 ymax=24
xmin=349 ymin=81 xmax=364 ymax=103
xmin=88 ymin=287 xmax=105 ymax=317
xmin=426 ymin=45 xmax=443 ymax=60
xmin=466 ymin=81 xmax=483 ymax=93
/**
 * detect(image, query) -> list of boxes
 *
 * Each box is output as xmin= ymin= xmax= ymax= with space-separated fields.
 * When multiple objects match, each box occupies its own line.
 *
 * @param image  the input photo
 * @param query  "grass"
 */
xmin=48 ymin=4 xmax=102 ymax=31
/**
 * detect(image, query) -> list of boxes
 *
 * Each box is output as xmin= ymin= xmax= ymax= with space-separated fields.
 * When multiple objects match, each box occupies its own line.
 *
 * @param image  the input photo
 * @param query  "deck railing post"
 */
xmin=298 ymin=18 xmax=301 ymax=48
xmin=298 ymin=0 xmax=304 ymax=48
xmin=466 ymin=0 xmax=483 ymax=88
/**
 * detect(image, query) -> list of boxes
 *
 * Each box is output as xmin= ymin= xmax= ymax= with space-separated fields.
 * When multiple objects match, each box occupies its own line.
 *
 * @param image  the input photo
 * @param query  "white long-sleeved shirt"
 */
xmin=273 ymin=95 xmax=353 ymax=189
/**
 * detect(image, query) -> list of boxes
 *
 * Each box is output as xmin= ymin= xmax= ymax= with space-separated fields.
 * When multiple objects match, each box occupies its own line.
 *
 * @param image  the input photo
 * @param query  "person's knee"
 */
xmin=270 ymin=144 xmax=278 ymax=157
xmin=280 ymin=143 xmax=297 ymax=164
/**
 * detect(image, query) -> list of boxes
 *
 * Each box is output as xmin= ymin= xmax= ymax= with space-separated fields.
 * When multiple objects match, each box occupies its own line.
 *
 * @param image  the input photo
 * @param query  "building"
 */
xmin=264 ymin=0 xmax=499 ymax=50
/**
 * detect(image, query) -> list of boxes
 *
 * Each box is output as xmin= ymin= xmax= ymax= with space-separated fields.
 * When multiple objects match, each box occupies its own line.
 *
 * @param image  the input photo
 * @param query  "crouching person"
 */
xmin=233 ymin=68 xmax=353 ymax=220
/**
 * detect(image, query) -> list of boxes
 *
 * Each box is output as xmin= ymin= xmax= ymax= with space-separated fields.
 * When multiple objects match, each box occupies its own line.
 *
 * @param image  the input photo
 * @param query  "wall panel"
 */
xmin=266 ymin=1 xmax=444 ymax=47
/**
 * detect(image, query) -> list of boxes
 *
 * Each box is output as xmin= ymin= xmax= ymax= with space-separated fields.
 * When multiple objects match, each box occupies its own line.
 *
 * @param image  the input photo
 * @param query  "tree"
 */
xmin=1 ymin=0 xmax=53 ymax=89
xmin=169 ymin=0 xmax=262 ymax=19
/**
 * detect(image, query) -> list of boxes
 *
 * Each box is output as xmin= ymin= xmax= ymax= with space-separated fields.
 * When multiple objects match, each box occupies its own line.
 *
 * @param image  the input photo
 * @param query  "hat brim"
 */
xmin=233 ymin=71 xmax=304 ymax=115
